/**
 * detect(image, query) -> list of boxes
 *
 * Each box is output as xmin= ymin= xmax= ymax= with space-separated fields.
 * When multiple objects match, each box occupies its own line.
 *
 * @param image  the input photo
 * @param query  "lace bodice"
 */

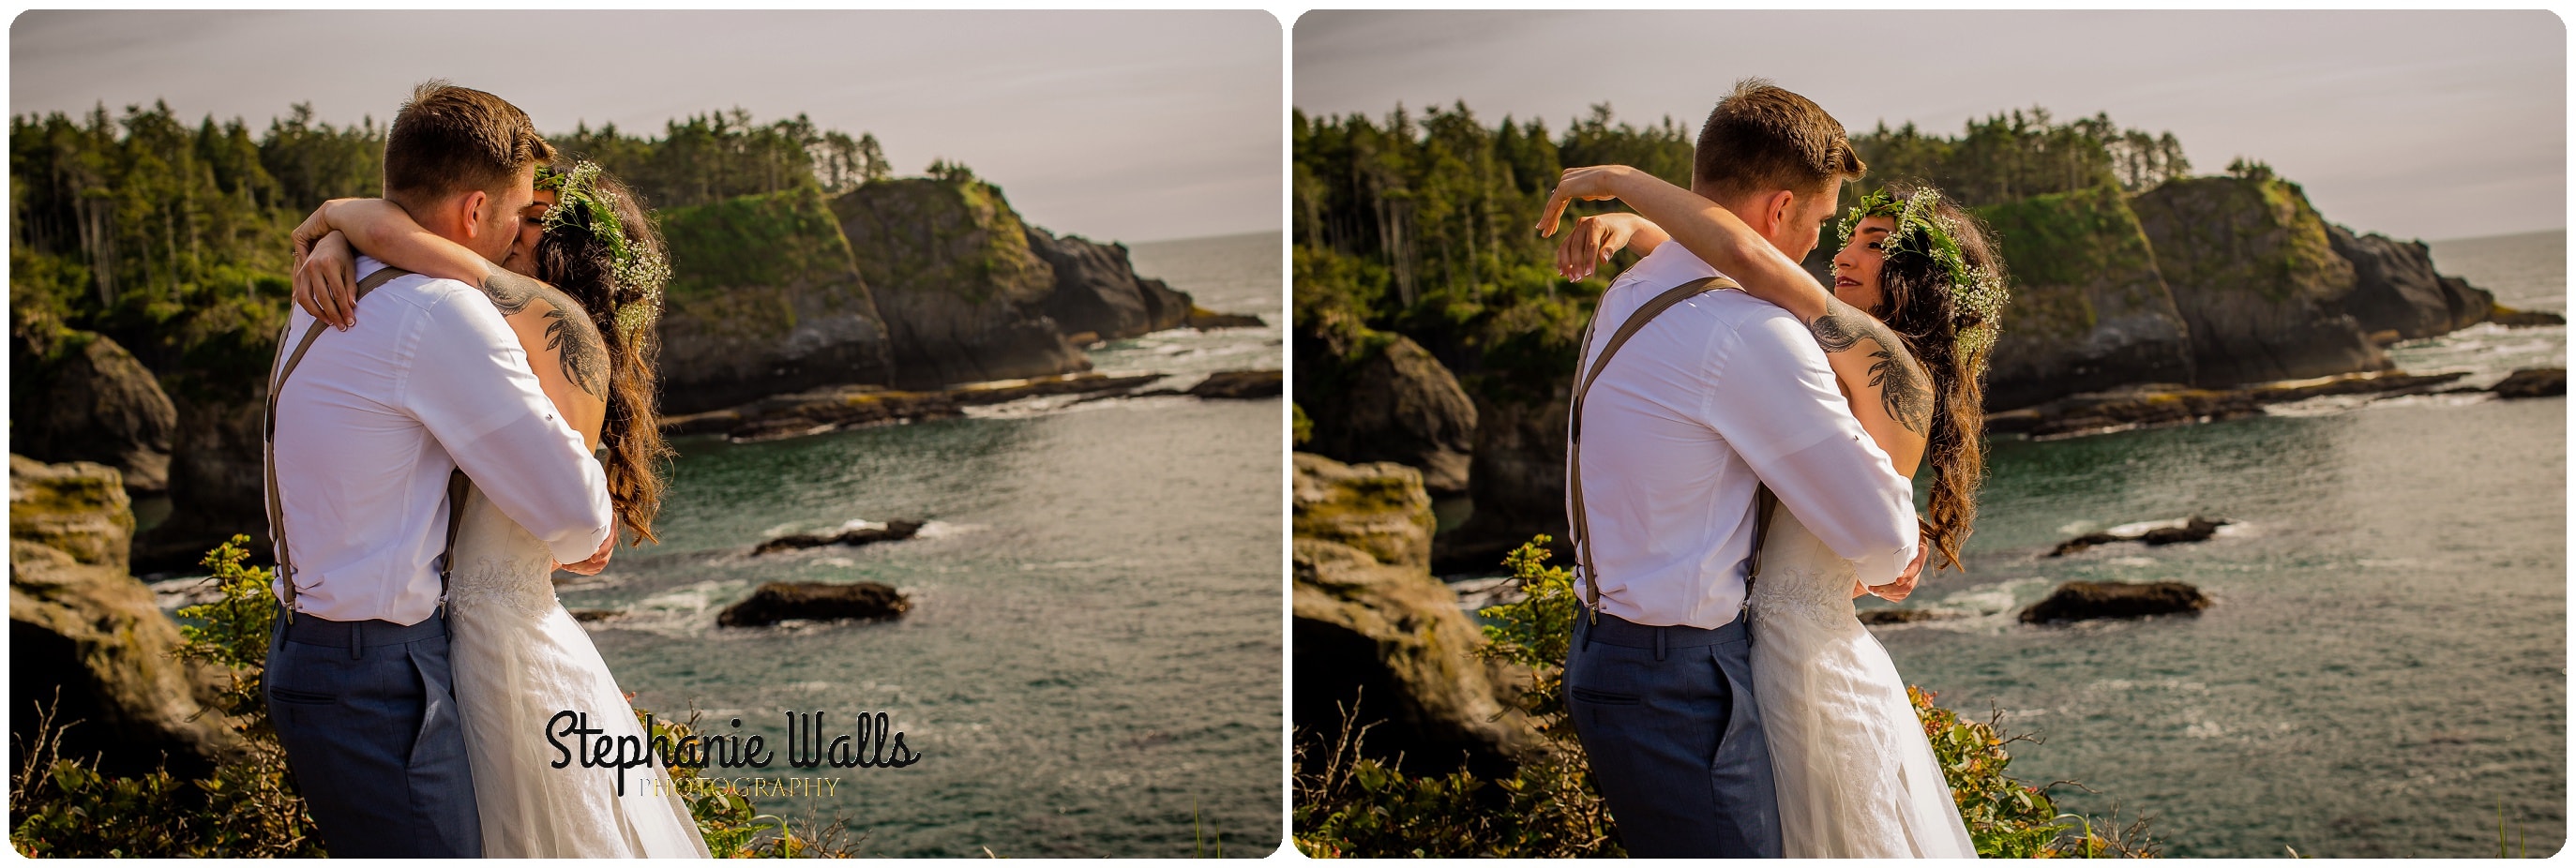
xmin=1744 ymin=509 xmax=1862 ymax=633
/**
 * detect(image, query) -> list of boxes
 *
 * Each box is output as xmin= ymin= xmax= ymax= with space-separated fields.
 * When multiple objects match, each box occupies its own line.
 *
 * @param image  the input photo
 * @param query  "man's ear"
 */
xmin=1759 ymin=188 xmax=1799 ymax=237
xmin=459 ymin=188 xmax=490 ymax=242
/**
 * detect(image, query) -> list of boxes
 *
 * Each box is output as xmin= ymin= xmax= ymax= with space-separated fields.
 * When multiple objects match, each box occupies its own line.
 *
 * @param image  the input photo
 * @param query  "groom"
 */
xmin=1557 ymin=80 xmax=1927 ymax=858
xmin=263 ymin=82 xmax=615 ymax=857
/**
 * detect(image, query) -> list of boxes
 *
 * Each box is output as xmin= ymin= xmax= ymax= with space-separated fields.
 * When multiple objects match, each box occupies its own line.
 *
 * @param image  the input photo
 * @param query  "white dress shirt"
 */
xmin=267 ymin=256 xmax=613 ymax=625
xmin=1569 ymin=244 xmax=1921 ymax=629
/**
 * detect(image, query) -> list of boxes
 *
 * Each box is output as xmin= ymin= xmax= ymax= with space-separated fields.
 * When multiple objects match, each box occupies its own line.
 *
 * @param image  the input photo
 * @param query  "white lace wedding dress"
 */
xmin=1746 ymin=507 xmax=1979 ymax=859
xmin=445 ymin=485 xmax=711 ymax=858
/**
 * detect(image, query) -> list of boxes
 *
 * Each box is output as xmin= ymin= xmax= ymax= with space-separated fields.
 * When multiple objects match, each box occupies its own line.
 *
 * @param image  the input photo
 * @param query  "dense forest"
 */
xmin=9 ymin=99 xmax=896 ymax=397
xmin=1290 ymin=100 xmax=2194 ymax=401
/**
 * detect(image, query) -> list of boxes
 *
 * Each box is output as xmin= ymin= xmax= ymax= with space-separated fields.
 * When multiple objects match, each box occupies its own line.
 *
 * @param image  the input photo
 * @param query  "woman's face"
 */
xmin=1830 ymin=215 xmax=1894 ymax=315
xmin=501 ymin=188 xmax=558 ymax=277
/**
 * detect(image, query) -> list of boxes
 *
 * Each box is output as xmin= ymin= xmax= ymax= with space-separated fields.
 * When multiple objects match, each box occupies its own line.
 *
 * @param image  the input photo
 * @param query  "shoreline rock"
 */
xmin=2491 ymin=367 xmax=2566 ymax=399
xmin=1295 ymin=332 xmax=1479 ymax=497
xmin=716 ymin=580 xmax=911 ymax=628
xmin=751 ymin=518 xmax=926 ymax=556
xmin=2020 ymin=580 xmax=2212 ymax=624
xmin=660 ymin=372 xmax=1164 ymax=441
xmin=1984 ymin=370 xmax=2469 ymax=439
xmin=2490 ymin=306 xmax=2568 ymax=327
xmin=1183 ymin=369 xmax=1282 ymax=399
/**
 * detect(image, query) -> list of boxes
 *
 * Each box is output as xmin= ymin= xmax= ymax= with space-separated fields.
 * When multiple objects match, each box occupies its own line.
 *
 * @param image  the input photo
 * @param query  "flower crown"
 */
xmin=535 ymin=161 xmax=669 ymax=339
xmin=1834 ymin=187 xmax=2009 ymax=357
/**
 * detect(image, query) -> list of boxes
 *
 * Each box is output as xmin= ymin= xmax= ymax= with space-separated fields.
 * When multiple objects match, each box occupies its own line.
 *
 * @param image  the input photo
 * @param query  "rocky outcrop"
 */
xmin=1983 ymin=370 xmax=2467 ymax=439
xmin=835 ymin=177 xmax=1089 ymax=390
xmin=1292 ymin=453 xmax=1438 ymax=569
xmin=9 ymin=331 xmax=177 ymax=493
xmin=1186 ymin=368 xmax=1283 ymax=399
xmin=1976 ymin=186 xmax=2197 ymax=409
xmin=655 ymin=186 xmax=897 ymax=414
xmin=2491 ymin=307 xmax=2568 ymax=327
xmin=2492 ymin=367 xmax=2566 ymax=398
xmin=9 ymin=456 xmax=241 ymax=778
xmin=751 ymin=518 xmax=925 ymax=555
xmin=1292 ymin=453 xmax=1537 ymax=778
xmin=2326 ymin=223 xmax=2495 ymax=340
xmin=1437 ymin=384 xmax=1574 ymax=573
xmin=1296 ymin=332 xmax=1479 ymax=496
xmin=716 ymin=580 xmax=910 ymax=627
xmin=659 ymin=372 xmax=1160 ymax=441
xmin=2019 ymin=580 xmax=2211 ymax=624
xmin=1026 ymin=227 xmax=1194 ymax=340
xmin=2132 ymin=177 xmax=2388 ymax=387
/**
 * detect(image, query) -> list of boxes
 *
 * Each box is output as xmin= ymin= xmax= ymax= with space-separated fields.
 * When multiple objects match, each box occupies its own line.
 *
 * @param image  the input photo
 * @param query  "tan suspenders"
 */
xmin=1567 ymin=276 xmax=1778 ymax=625
xmin=263 ymin=267 xmax=471 ymax=622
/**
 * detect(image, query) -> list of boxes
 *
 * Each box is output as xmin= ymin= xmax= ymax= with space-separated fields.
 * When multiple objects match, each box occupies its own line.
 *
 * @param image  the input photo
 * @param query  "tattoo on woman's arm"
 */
xmin=480 ymin=271 xmax=609 ymax=397
xmin=1805 ymin=300 xmax=1933 ymax=435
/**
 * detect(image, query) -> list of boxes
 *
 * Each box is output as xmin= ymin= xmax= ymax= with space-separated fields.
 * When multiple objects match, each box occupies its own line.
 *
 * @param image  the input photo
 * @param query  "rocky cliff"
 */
xmin=1026 ymin=226 xmax=1195 ymax=340
xmin=655 ymin=185 xmax=897 ymax=414
xmin=1292 ymin=330 xmax=1478 ymax=496
xmin=9 ymin=330 xmax=177 ymax=493
xmin=1976 ymin=186 xmax=2195 ymax=409
xmin=833 ymin=177 xmax=1090 ymax=389
xmin=1292 ymin=453 xmax=1537 ymax=779
xmin=2132 ymin=176 xmax=2388 ymax=387
xmin=2326 ymin=222 xmax=2495 ymax=340
xmin=10 ymin=456 xmax=241 ymax=778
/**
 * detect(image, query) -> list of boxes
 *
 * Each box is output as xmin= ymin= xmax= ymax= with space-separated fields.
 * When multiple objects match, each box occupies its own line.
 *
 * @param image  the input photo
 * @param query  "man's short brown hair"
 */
xmin=1692 ymin=78 xmax=1865 ymax=202
xmin=383 ymin=81 xmax=554 ymax=208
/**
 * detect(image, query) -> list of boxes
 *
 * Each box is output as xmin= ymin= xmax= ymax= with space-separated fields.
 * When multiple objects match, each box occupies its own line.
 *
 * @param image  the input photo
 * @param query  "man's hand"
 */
xmin=294 ymin=231 xmax=361 ymax=330
xmin=1534 ymin=165 xmax=1641 ymax=240
xmin=555 ymin=533 xmax=615 ymax=576
xmin=1867 ymin=543 xmax=1929 ymax=603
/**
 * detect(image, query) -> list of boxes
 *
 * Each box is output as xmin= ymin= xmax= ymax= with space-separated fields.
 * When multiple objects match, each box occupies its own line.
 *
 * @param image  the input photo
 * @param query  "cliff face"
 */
xmin=2132 ymin=177 xmax=2387 ymax=387
xmin=655 ymin=186 xmax=896 ymax=415
xmin=1026 ymin=227 xmax=1194 ymax=340
xmin=2326 ymin=222 xmax=2495 ymax=339
xmin=1293 ymin=330 xmax=1478 ymax=496
xmin=9 ymin=331 xmax=178 ymax=493
xmin=833 ymin=177 xmax=1089 ymax=389
xmin=1976 ymin=186 xmax=2196 ymax=409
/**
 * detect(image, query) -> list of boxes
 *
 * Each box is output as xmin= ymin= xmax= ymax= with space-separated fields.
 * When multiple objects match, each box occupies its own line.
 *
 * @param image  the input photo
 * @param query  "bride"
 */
xmin=1542 ymin=167 xmax=2007 ymax=858
xmin=288 ymin=162 xmax=709 ymax=858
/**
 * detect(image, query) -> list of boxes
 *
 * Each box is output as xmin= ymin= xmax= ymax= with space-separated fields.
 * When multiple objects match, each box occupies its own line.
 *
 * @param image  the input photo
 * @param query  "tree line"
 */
xmin=9 ymin=98 xmax=899 ymax=383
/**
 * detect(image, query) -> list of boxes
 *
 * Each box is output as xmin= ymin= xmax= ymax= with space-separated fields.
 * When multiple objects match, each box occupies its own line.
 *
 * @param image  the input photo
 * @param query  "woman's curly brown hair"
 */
xmin=531 ymin=169 xmax=672 ymax=544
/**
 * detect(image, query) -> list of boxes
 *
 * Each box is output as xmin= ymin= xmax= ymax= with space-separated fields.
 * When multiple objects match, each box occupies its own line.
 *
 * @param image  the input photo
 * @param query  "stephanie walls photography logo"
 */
xmin=550 ymin=710 xmax=922 ymax=797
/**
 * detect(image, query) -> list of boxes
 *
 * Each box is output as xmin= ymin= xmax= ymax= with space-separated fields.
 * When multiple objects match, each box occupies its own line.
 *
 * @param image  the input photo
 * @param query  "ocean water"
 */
xmin=571 ymin=231 xmax=1283 ymax=857
xmin=1867 ymin=229 xmax=2566 ymax=857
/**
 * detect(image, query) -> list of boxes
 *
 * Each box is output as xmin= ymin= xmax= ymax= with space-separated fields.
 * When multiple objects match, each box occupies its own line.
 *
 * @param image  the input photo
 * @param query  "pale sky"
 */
xmin=1295 ymin=10 xmax=2565 ymax=243
xmin=13 ymin=10 xmax=1283 ymax=244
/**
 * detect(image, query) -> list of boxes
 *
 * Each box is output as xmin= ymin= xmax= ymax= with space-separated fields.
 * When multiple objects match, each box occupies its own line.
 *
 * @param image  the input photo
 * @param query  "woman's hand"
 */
xmin=1555 ymin=212 xmax=1669 ymax=281
xmin=1534 ymin=165 xmax=1642 ymax=239
xmin=289 ymin=198 xmax=360 ymax=262
xmin=294 ymin=231 xmax=361 ymax=330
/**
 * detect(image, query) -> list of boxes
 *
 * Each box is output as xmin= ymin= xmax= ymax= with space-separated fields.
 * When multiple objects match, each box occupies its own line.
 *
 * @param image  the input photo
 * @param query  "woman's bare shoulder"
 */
xmin=483 ymin=271 xmax=608 ymax=404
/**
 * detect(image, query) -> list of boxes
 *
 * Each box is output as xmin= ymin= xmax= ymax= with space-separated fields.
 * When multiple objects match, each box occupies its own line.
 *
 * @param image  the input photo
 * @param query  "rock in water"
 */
xmin=1976 ymin=186 xmax=2198 ymax=410
xmin=1295 ymin=332 xmax=1479 ymax=497
xmin=9 ymin=456 xmax=241 ymax=778
xmin=2326 ymin=223 xmax=2496 ymax=340
xmin=1185 ymin=307 xmax=1267 ymax=330
xmin=655 ymin=187 xmax=898 ymax=414
xmin=1186 ymin=369 xmax=1282 ymax=399
xmin=2019 ymin=580 xmax=2212 ymax=623
xmin=751 ymin=518 xmax=926 ymax=556
xmin=836 ymin=176 xmax=1090 ymax=390
xmin=2132 ymin=177 xmax=2388 ymax=387
xmin=1292 ymin=454 xmax=1438 ymax=569
xmin=716 ymin=581 xmax=911 ymax=627
xmin=2051 ymin=516 xmax=2229 ymax=556
xmin=10 ymin=331 xmax=177 ymax=494
xmin=2492 ymin=367 xmax=2567 ymax=399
